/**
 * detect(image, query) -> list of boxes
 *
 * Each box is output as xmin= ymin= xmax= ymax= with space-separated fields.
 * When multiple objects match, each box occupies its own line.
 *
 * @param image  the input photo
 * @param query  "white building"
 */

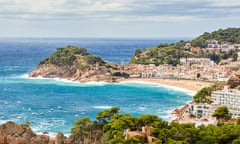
xmin=211 ymin=88 xmax=240 ymax=109
xmin=187 ymin=103 xmax=218 ymax=117
xmin=180 ymin=58 xmax=214 ymax=66
xmin=211 ymin=88 xmax=240 ymax=118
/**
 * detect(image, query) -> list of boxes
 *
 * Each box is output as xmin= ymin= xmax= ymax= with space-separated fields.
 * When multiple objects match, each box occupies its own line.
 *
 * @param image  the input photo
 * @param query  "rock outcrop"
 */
xmin=29 ymin=46 xmax=129 ymax=82
xmin=0 ymin=121 xmax=69 ymax=144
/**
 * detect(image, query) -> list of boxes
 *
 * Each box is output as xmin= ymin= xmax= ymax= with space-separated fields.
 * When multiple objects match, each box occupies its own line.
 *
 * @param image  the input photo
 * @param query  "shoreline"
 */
xmin=23 ymin=74 xmax=214 ymax=93
xmin=119 ymin=78 xmax=214 ymax=95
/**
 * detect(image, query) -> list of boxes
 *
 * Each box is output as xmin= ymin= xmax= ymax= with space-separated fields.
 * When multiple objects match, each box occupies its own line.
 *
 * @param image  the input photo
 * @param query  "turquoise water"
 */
xmin=0 ymin=38 xmax=192 ymax=135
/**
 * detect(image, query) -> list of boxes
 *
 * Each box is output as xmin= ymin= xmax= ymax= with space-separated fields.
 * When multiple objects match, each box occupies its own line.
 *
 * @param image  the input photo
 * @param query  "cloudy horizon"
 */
xmin=1 ymin=0 xmax=240 ymax=38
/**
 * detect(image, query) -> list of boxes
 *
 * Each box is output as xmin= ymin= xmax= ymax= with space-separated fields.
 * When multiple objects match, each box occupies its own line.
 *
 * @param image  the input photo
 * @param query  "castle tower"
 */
xmin=120 ymin=59 xmax=125 ymax=73
xmin=96 ymin=62 xmax=99 ymax=70
xmin=121 ymin=59 xmax=125 ymax=66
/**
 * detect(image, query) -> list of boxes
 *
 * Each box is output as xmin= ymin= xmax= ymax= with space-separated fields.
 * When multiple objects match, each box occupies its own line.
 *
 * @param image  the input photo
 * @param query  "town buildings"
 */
xmin=126 ymin=39 xmax=240 ymax=122
xmin=127 ymin=59 xmax=237 ymax=82
xmin=211 ymin=87 xmax=240 ymax=118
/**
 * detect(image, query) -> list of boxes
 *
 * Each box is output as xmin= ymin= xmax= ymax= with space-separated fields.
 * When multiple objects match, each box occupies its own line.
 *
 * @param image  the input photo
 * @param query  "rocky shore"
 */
xmin=29 ymin=46 xmax=128 ymax=82
xmin=0 ymin=121 xmax=69 ymax=144
xmin=28 ymin=63 xmax=120 ymax=83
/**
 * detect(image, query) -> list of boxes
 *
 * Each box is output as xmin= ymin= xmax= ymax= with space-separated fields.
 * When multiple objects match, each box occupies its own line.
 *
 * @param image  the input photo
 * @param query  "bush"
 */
xmin=112 ymin=72 xmax=129 ymax=78
xmin=193 ymin=86 xmax=215 ymax=103
xmin=40 ymin=45 xmax=88 ymax=66
xmin=212 ymin=106 xmax=232 ymax=120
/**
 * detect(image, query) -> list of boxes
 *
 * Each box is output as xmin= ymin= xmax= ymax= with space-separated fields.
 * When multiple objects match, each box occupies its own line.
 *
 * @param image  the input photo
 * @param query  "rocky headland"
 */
xmin=29 ymin=45 xmax=129 ymax=82
xmin=0 ymin=121 xmax=70 ymax=144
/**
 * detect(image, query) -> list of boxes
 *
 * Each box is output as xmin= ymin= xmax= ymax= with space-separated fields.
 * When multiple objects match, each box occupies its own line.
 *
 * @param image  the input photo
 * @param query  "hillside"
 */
xmin=192 ymin=28 xmax=240 ymax=47
xmin=29 ymin=45 xmax=128 ymax=82
xmin=130 ymin=42 xmax=190 ymax=66
xmin=130 ymin=28 xmax=240 ymax=65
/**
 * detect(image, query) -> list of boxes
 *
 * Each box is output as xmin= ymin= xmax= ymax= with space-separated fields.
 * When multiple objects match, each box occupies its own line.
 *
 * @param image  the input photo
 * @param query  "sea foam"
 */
xmin=93 ymin=106 xmax=113 ymax=109
xmin=18 ymin=73 xmax=107 ymax=87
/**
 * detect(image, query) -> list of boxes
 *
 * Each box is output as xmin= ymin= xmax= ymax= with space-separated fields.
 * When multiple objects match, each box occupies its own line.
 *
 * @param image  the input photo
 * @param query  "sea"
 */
xmin=0 ymin=38 xmax=192 ymax=135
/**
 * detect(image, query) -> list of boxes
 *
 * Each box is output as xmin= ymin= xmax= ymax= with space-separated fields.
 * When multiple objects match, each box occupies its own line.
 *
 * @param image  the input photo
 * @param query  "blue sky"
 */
xmin=1 ymin=0 xmax=240 ymax=38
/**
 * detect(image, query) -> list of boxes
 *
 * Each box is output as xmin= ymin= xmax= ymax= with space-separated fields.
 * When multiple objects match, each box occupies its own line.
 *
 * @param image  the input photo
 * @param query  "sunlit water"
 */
xmin=0 ymin=38 xmax=192 ymax=135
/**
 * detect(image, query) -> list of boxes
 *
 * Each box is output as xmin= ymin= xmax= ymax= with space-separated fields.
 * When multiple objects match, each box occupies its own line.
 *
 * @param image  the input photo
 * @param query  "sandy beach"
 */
xmin=120 ymin=78 xmax=214 ymax=93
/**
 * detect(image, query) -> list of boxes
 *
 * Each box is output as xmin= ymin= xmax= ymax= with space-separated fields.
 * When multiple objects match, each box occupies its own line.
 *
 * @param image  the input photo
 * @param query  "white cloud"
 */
xmin=0 ymin=0 xmax=239 ymax=22
xmin=110 ymin=15 xmax=197 ymax=22
xmin=209 ymin=0 xmax=240 ymax=7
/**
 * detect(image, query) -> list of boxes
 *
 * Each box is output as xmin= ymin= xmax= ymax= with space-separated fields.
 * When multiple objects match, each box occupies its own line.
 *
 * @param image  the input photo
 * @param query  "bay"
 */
xmin=0 ymin=38 xmax=191 ymax=135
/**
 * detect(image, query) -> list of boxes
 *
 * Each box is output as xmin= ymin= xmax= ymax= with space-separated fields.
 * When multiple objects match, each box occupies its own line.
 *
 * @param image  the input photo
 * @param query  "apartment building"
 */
xmin=211 ymin=88 xmax=240 ymax=118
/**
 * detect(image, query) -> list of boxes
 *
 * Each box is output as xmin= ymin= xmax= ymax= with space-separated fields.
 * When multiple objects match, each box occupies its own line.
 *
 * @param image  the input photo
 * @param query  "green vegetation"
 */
xmin=192 ymin=28 xmax=240 ymax=46
xmin=130 ymin=28 xmax=240 ymax=66
xmin=237 ymin=117 xmax=240 ymax=125
xmin=193 ymin=86 xmax=216 ymax=103
xmin=24 ymin=120 xmax=31 ymax=126
xmin=70 ymin=107 xmax=240 ymax=144
xmin=212 ymin=106 xmax=232 ymax=120
xmin=83 ymin=55 xmax=105 ymax=65
xmin=40 ymin=45 xmax=88 ymax=66
xmin=197 ymin=73 xmax=201 ymax=79
xmin=228 ymin=76 xmax=240 ymax=88
xmin=112 ymin=72 xmax=129 ymax=78
xmin=130 ymin=44 xmax=187 ymax=66
xmin=39 ymin=45 xmax=106 ymax=70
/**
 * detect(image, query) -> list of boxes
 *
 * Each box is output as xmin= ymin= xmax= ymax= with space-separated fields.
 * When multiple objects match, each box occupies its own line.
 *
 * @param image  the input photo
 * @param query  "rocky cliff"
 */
xmin=0 ymin=121 xmax=70 ymax=144
xmin=29 ymin=45 xmax=129 ymax=82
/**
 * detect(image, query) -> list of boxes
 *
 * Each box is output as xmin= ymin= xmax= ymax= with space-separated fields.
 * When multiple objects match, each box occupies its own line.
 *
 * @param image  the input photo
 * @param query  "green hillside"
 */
xmin=192 ymin=28 xmax=240 ymax=47
xmin=130 ymin=28 xmax=240 ymax=65
xmin=130 ymin=42 xmax=190 ymax=66
xmin=39 ymin=45 xmax=106 ymax=69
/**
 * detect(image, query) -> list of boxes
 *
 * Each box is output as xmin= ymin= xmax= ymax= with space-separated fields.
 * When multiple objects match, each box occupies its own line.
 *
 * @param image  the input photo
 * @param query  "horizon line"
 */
xmin=0 ymin=36 xmax=193 ymax=40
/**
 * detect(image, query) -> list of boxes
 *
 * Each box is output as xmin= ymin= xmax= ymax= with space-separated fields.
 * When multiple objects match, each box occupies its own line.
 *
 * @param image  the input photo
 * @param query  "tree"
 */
xmin=236 ymin=117 xmax=240 ymax=125
xmin=70 ymin=116 xmax=103 ymax=144
xmin=209 ymin=54 xmax=221 ymax=64
xmin=96 ymin=107 xmax=120 ymax=123
xmin=232 ymin=139 xmax=240 ymax=144
xmin=197 ymin=73 xmax=201 ymax=79
xmin=232 ymin=53 xmax=238 ymax=61
xmin=71 ymin=116 xmax=92 ymax=134
xmin=212 ymin=106 xmax=232 ymax=120
xmin=228 ymin=76 xmax=240 ymax=88
xmin=193 ymin=86 xmax=215 ymax=103
xmin=103 ymin=113 xmax=135 ymax=139
xmin=197 ymin=125 xmax=220 ymax=144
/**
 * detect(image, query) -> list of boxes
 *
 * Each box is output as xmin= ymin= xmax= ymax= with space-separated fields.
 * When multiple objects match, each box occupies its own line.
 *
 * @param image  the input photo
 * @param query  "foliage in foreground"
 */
xmin=69 ymin=107 xmax=240 ymax=144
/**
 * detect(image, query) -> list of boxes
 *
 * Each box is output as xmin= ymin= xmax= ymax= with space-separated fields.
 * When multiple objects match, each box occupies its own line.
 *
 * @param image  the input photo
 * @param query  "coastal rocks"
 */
xmin=55 ymin=133 xmax=67 ymax=144
xmin=0 ymin=121 xmax=69 ymax=144
xmin=7 ymin=135 xmax=28 ymax=144
xmin=28 ymin=64 xmax=75 ymax=78
xmin=0 ymin=121 xmax=35 ymax=136
xmin=0 ymin=134 xmax=6 ymax=143
xmin=29 ymin=63 xmax=123 ymax=83
xmin=30 ymin=135 xmax=49 ymax=144
xmin=0 ymin=121 xmax=36 ymax=143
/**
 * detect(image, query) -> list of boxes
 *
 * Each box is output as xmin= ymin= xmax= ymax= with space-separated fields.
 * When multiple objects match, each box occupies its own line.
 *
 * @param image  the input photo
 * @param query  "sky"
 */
xmin=0 ymin=0 xmax=240 ymax=38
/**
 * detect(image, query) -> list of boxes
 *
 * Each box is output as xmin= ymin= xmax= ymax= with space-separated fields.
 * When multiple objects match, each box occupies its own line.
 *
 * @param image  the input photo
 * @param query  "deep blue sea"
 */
xmin=0 ymin=38 xmax=192 ymax=135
